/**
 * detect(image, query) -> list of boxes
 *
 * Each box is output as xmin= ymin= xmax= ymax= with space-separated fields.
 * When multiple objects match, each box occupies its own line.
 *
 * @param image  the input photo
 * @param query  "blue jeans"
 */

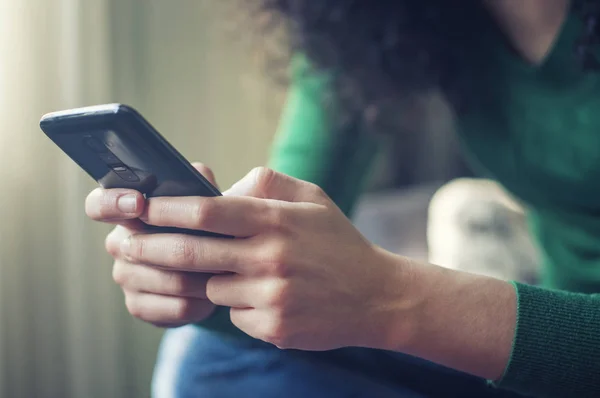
xmin=152 ymin=326 xmax=525 ymax=398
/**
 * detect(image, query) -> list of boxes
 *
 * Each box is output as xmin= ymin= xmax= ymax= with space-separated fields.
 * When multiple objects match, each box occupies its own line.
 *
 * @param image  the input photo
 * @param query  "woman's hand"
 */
xmin=116 ymin=167 xmax=414 ymax=350
xmin=85 ymin=165 xmax=515 ymax=380
xmin=85 ymin=163 xmax=218 ymax=328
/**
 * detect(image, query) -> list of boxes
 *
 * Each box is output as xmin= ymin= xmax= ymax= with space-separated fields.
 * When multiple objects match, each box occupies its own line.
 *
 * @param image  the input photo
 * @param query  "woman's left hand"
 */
xmin=120 ymin=167 xmax=412 ymax=350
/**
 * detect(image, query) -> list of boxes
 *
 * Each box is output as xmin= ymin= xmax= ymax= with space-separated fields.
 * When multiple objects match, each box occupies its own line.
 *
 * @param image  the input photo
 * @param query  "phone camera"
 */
xmin=84 ymin=137 xmax=108 ymax=153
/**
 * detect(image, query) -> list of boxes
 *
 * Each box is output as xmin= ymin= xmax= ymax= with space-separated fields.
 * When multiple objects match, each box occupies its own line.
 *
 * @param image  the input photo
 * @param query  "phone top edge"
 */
xmin=39 ymin=103 xmax=131 ymax=127
xmin=38 ymin=103 xmax=223 ymax=198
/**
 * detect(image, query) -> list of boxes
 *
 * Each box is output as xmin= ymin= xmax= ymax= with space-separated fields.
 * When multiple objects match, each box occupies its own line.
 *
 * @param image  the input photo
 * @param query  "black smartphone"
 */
xmin=40 ymin=103 xmax=228 ymax=238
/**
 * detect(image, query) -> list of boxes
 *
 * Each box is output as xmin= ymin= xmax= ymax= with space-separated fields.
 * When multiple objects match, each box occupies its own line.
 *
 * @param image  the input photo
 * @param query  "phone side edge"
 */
xmin=116 ymin=105 xmax=223 ymax=197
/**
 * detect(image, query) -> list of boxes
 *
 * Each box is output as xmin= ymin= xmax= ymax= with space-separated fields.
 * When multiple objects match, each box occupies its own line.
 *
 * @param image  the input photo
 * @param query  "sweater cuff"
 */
xmin=495 ymin=282 xmax=600 ymax=397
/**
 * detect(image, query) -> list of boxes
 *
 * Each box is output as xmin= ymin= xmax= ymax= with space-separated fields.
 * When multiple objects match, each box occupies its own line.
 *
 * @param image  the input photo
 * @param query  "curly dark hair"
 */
xmin=248 ymin=0 xmax=600 ymax=132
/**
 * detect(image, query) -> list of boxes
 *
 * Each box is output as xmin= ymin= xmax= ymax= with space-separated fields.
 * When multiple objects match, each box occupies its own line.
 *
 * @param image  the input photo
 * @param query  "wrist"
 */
xmin=361 ymin=247 xmax=424 ymax=352
xmin=372 ymin=252 xmax=517 ymax=379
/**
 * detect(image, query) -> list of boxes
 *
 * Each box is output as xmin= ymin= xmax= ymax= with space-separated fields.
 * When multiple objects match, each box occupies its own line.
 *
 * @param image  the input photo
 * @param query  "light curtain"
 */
xmin=0 ymin=1 xmax=283 ymax=397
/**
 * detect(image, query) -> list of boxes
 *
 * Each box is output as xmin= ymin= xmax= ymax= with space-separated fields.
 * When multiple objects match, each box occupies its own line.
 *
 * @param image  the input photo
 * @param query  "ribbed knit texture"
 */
xmin=498 ymin=283 xmax=600 ymax=397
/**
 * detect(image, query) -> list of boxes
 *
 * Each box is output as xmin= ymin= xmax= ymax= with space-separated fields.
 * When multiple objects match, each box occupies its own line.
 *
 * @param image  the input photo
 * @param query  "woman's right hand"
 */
xmin=84 ymin=163 xmax=218 ymax=328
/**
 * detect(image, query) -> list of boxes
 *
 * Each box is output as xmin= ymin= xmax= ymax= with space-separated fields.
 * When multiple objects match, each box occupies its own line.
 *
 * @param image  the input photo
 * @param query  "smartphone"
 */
xmin=40 ymin=103 xmax=228 ymax=238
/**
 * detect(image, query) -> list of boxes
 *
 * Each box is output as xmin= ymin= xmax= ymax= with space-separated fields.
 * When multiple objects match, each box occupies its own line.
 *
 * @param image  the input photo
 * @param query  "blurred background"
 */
xmin=0 ymin=1 xmax=471 ymax=397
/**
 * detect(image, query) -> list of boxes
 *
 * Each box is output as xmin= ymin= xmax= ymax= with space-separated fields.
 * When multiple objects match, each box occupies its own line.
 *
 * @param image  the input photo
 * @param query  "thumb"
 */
xmin=224 ymin=167 xmax=329 ymax=204
xmin=191 ymin=162 xmax=219 ymax=189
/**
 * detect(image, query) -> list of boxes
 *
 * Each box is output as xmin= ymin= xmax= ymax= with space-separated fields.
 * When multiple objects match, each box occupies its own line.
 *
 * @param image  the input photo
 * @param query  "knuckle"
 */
xmin=264 ymin=280 xmax=292 ymax=309
xmin=205 ymin=277 xmax=217 ymax=302
xmin=111 ymin=262 xmax=129 ymax=286
xmin=197 ymin=164 xmax=215 ymax=180
xmin=262 ymin=242 xmax=291 ymax=276
xmin=264 ymin=317 xmax=291 ymax=349
xmin=229 ymin=310 xmax=245 ymax=334
xmin=166 ymin=272 xmax=188 ymax=295
xmin=191 ymin=199 xmax=217 ymax=230
xmin=264 ymin=205 xmax=287 ymax=231
xmin=105 ymin=226 xmax=129 ymax=257
xmin=153 ymin=198 xmax=174 ymax=225
xmin=125 ymin=295 xmax=144 ymax=319
xmin=171 ymin=236 xmax=200 ymax=266
xmin=251 ymin=167 xmax=277 ymax=196
xmin=171 ymin=298 xmax=193 ymax=321
xmin=270 ymin=260 xmax=290 ymax=278
xmin=251 ymin=166 xmax=272 ymax=180
xmin=105 ymin=232 xmax=119 ymax=258
xmin=128 ymin=237 xmax=145 ymax=261
xmin=306 ymin=182 xmax=326 ymax=199
xmin=305 ymin=182 xmax=330 ymax=205
xmin=192 ymin=161 xmax=208 ymax=170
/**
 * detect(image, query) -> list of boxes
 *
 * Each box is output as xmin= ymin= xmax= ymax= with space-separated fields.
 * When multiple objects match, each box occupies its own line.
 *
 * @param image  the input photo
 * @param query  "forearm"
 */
xmin=378 ymin=252 xmax=515 ymax=380
xmin=375 ymin=250 xmax=600 ymax=397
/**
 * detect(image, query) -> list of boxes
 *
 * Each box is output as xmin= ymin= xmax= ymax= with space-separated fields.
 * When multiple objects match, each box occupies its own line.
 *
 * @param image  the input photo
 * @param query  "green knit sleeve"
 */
xmin=496 ymin=282 xmax=600 ymax=397
xmin=267 ymin=55 xmax=380 ymax=216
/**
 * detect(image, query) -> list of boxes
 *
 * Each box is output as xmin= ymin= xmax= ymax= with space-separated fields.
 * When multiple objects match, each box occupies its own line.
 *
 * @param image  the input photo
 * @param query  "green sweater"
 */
xmin=201 ymin=14 xmax=600 ymax=398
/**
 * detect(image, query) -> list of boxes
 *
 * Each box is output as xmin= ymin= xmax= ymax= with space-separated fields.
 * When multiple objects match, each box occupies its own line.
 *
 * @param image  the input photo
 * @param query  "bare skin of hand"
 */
xmin=85 ymin=162 xmax=218 ymax=328
xmin=87 ymin=166 xmax=407 ymax=348
xmin=86 ymin=166 xmax=515 ymax=381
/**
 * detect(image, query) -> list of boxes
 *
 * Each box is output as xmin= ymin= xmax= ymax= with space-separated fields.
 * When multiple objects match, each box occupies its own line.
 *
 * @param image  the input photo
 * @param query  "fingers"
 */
xmin=105 ymin=226 xmax=131 ymax=258
xmin=113 ymin=256 xmax=216 ymax=326
xmin=94 ymin=167 xmax=327 ymax=239
xmin=97 ymin=162 xmax=224 ymax=328
xmin=206 ymin=274 xmax=270 ymax=308
xmin=124 ymin=291 xmax=215 ymax=325
xmin=206 ymin=274 xmax=282 ymax=344
xmin=86 ymin=163 xmax=217 ymax=225
xmin=112 ymin=260 xmax=211 ymax=298
xmin=86 ymin=188 xmax=145 ymax=221
xmin=229 ymin=308 xmax=278 ymax=344
xmin=225 ymin=167 xmax=330 ymax=205
xmin=191 ymin=162 xmax=218 ymax=189
xmin=142 ymin=195 xmax=291 ymax=237
xmin=119 ymin=233 xmax=251 ymax=273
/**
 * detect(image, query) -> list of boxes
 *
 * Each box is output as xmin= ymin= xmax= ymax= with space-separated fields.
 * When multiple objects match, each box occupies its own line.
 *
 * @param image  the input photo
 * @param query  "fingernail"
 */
xmin=120 ymin=236 xmax=132 ymax=256
xmin=117 ymin=194 xmax=137 ymax=213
